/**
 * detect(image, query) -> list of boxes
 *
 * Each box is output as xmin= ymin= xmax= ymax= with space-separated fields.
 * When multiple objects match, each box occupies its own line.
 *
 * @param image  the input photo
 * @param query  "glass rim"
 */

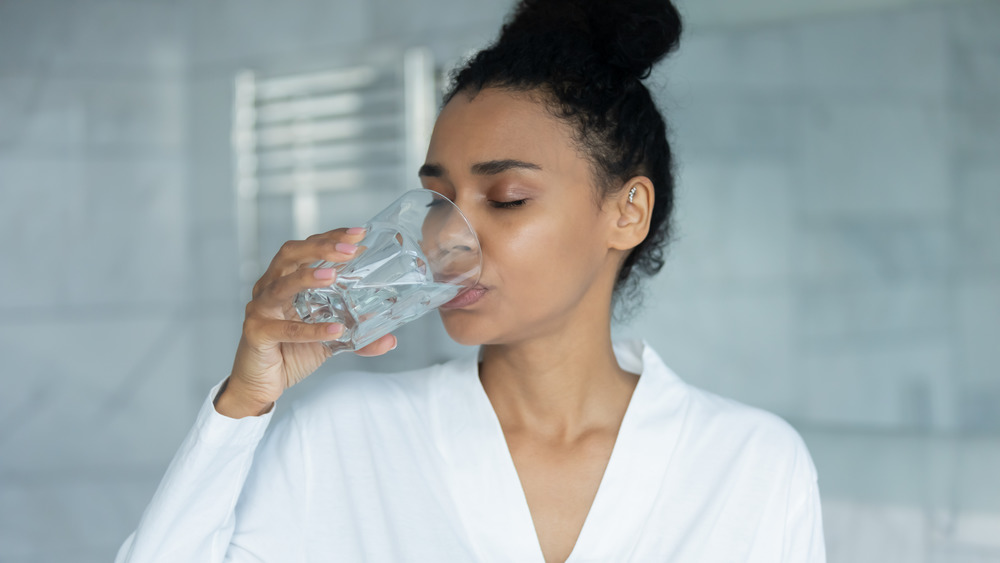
xmin=365 ymin=189 xmax=483 ymax=286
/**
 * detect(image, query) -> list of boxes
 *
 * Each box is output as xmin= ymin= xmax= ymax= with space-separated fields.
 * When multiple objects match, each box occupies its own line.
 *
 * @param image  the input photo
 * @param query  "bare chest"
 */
xmin=507 ymin=433 xmax=618 ymax=563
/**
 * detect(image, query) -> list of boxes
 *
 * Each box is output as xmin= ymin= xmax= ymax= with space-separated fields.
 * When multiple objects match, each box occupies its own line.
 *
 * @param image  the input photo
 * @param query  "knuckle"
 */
xmin=279 ymin=240 xmax=299 ymax=255
xmin=257 ymin=277 xmax=278 ymax=298
xmin=318 ymin=238 xmax=337 ymax=253
xmin=251 ymin=277 xmax=267 ymax=298
xmin=242 ymin=316 xmax=260 ymax=336
xmin=283 ymin=322 xmax=304 ymax=339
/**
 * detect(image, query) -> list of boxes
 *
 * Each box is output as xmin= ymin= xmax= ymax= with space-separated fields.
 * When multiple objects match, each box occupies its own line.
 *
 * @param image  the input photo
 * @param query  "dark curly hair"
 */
xmin=444 ymin=0 xmax=683 ymax=312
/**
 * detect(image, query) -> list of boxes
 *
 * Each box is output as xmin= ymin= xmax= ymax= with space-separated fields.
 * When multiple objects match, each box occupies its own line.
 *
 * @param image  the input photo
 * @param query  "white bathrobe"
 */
xmin=116 ymin=340 xmax=825 ymax=562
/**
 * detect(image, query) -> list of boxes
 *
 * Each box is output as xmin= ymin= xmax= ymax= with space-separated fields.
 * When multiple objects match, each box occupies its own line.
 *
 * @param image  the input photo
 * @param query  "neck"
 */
xmin=478 ymin=316 xmax=638 ymax=441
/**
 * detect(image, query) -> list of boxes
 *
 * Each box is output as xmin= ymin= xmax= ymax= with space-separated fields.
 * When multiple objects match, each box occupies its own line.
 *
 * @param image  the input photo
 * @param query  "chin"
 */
xmin=437 ymin=310 xmax=494 ymax=347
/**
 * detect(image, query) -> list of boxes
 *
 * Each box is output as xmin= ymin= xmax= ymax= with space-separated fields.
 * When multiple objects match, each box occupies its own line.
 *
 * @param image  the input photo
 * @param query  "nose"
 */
xmin=440 ymin=221 xmax=475 ymax=252
xmin=435 ymin=206 xmax=476 ymax=254
xmin=420 ymin=197 xmax=480 ymax=282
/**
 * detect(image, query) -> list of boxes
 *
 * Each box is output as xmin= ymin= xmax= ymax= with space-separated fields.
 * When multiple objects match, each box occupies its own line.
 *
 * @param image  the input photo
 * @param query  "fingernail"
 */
xmin=313 ymin=267 xmax=335 ymax=280
xmin=335 ymin=242 xmax=358 ymax=254
xmin=327 ymin=323 xmax=344 ymax=334
xmin=346 ymin=227 xmax=366 ymax=235
xmin=390 ymin=340 xmax=398 ymax=351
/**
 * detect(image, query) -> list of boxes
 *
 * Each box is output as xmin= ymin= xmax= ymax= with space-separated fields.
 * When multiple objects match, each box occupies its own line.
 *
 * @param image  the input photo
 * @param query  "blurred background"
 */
xmin=1 ymin=0 xmax=998 ymax=561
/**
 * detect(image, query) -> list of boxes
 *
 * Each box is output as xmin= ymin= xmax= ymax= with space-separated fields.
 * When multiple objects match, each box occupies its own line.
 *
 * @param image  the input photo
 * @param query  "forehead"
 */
xmin=428 ymin=88 xmax=578 ymax=164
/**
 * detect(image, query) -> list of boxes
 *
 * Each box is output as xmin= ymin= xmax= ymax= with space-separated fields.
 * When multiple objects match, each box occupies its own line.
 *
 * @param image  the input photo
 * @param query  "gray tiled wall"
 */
xmin=621 ymin=3 xmax=1000 ymax=433
xmin=0 ymin=1 xmax=192 ymax=561
xmin=1 ymin=0 xmax=997 ymax=561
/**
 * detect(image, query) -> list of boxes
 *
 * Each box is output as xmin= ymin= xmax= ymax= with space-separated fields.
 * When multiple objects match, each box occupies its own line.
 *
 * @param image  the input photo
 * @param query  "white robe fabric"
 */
xmin=116 ymin=340 xmax=826 ymax=562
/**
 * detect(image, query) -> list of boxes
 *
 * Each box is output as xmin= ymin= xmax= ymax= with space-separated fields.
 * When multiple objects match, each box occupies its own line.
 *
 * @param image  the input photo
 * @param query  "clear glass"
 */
xmin=293 ymin=190 xmax=482 ymax=354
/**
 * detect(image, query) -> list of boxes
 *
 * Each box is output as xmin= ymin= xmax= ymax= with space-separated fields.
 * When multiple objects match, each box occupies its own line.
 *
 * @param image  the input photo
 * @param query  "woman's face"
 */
xmin=421 ymin=88 xmax=624 ymax=346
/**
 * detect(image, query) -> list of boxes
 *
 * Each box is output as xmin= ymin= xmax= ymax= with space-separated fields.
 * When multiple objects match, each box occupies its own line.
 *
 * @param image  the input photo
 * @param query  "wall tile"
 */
xmin=806 ymin=434 xmax=1000 ymax=561
xmin=803 ymin=431 xmax=1000 ymax=511
xmin=929 ymin=509 xmax=1000 ymax=560
xmin=190 ymin=225 xmax=244 ymax=305
xmin=0 ymin=157 xmax=88 ymax=309
xmin=947 ymin=0 xmax=1000 ymax=49
xmin=790 ymin=8 xmax=949 ymax=101
xmin=805 ymin=432 xmax=932 ymax=506
xmin=63 ymin=157 xmax=190 ymax=308
xmin=956 ymin=282 xmax=1000 ymax=431
xmin=0 ymin=317 xmax=199 ymax=473
xmin=658 ymin=25 xmax=797 ymax=95
xmin=189 ymin=311 xmax=244 ymax=391
xmin=950 ymin=40 xmax=1000 ymax=101
xmin=618 ymin=288 xmax=797 ymax=417
xmin=668 ymin=157 xmax=796 ymax=287
xmin=0 ymin=74 xmax=183 ymax=156
xmin=188 ymin=0 xmax=371 ymax=67
xmin=52 ymin=0 xmax=185 ymax=75
xmin=368 ymin=0 xmax=507 ymax=43
xmin=0 ymin=0 xmax=73 ymax=72
xmin=186 ymin=75 xmax=236 ymax=226
xmin=928 ymin=547 xmax=1000 ymax=563
xmin=0 ymin=0 xmax=184 ymax=77
xmin=795 ymin=100 xmax=951 ymax=219
xmin=955 ymin=159 xmax=1000 ymax=279
xmin=951 ymin=101 xmax=1000 ymax=160
xmin=0 ymin=75 xmax=88 ymax=154
xmin=796 ymin=283 xmax=951 ymax=343
xmin=82 ymin=78 xmax=185 ymax=153
xmin=822 ymin=499 xmax=926 ymax=563
xmin=954 ymin=438 xmax=1000 ymax=514
xmin=798 ymin=337 xmax=954 ymax=429
xmin=0 ymin=74 xmax=40 ymax=148
xmin=794 ymin=219 xmax=954 ymax=286
xmin=0 ymin=474 xmax=161 ymax=563
xmin=667 ymin=95 xmax=802 ymax=158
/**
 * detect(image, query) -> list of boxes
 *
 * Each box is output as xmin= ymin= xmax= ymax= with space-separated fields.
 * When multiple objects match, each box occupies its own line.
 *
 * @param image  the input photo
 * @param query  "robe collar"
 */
xmin=432 ymin=340 xmax=688 ymax=562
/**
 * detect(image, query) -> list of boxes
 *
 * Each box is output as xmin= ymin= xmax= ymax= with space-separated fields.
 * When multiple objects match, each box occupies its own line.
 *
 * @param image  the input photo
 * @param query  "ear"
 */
xmin=607 ymin=176 xmax=654 ymax=251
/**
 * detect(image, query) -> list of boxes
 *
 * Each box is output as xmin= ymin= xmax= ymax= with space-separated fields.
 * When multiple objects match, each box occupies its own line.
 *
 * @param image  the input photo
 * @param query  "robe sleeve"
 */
xmin=115 ymin=380 xmax=275 ymax=563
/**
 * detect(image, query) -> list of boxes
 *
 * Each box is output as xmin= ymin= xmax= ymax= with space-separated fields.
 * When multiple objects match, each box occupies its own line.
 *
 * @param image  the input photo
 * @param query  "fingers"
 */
xmin=251 ymin=265 xmax=340 ymax=313
xmin=243 ymin=315 xmax=397 ymax=357
xmin=254 ymin=228 xmax=367 ymax=299
xmin=242 ymin=227 xmax=401 ymax=358
xmin=353 ymin=334 xmax=398 ymax=357
xmin=243 ymin=316 xmax=345 ymax=347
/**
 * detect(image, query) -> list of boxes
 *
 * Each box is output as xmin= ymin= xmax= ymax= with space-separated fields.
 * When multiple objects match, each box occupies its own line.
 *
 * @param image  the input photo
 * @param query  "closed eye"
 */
xmin=490 ymin=199 xmax=527 ymax=209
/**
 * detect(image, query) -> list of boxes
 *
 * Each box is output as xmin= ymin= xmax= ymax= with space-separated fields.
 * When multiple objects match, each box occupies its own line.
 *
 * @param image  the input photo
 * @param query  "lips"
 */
xmin=440 ymin=285 xmax=487 ymax=309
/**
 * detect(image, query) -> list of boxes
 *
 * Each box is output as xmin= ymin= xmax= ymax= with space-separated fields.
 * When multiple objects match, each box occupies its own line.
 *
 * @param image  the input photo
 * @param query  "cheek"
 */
xmin=487 ymin=210 xmax=604 ymax=293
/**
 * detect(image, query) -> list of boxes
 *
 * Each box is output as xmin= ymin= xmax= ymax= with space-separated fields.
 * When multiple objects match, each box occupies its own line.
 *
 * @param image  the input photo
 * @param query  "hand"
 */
xmin=215 ymin=227 xmax=398 ymax=418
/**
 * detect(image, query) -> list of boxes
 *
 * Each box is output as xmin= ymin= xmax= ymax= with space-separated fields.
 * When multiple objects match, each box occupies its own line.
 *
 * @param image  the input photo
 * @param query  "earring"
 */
xmin=628 ymin=186 xmax=637 ymax=203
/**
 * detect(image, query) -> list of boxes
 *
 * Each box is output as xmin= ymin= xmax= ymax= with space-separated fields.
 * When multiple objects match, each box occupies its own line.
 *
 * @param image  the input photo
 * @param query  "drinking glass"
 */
xmin=293 ymin=189 xmax=481 ymax=354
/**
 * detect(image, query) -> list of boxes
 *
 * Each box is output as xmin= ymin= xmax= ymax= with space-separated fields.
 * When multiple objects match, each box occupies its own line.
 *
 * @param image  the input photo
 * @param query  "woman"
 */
xmin=118 ymin=0 xmax=825 ymax=561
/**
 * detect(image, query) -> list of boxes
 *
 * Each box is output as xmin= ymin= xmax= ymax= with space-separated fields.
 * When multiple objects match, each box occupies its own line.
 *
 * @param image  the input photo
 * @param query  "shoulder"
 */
xmin=637 ymin=342 xmax=814 ymax=477
xmin=687 ymin=385 xmax=812 ymax=472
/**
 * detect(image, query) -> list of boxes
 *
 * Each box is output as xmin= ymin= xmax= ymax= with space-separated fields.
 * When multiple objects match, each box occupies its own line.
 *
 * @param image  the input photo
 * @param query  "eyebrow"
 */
xmin=417 ymin=159 xmax=541 ymax=178
xmin=418 ymin=163 xmax=444 ymax=177
xmin=471 ymin=159 xmax=541 ymax=175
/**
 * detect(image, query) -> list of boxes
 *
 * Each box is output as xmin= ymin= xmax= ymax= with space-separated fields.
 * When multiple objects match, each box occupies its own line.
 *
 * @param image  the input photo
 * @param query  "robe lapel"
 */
xmin=431 ymin=341 xmax=687 ymax=562
xmin=431 ymin=358 xmax=545 ymax=562
xmin=566 ymin=341 xmax=688 ymax=562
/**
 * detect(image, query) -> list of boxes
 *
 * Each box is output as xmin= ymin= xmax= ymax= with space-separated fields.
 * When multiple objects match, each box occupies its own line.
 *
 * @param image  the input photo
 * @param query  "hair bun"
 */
xmin=499 ymin=0 xmax=683 ymax=80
